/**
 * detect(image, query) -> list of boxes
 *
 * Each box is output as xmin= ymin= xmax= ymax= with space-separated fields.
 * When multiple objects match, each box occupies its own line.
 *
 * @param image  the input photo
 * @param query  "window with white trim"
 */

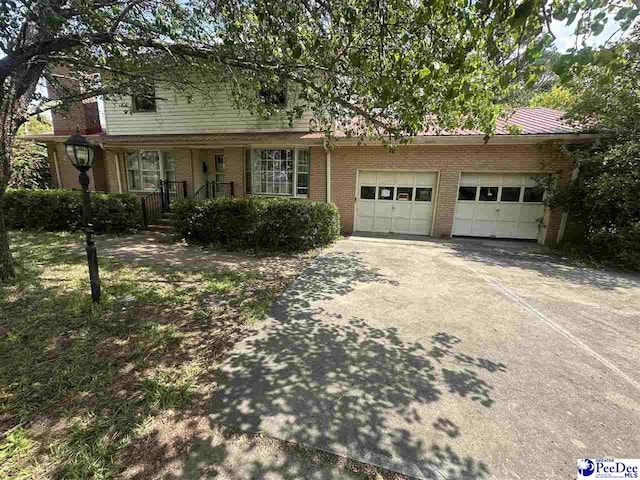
xmin=246 ymin=148 xmax=310 ymax=197
xmin=214 ymin=154 xmax=225 ymax=184
xmin=296 ymin=150 xmax=310 ymax=196
xmin=127 ymin=150 xmax=176 ymax=191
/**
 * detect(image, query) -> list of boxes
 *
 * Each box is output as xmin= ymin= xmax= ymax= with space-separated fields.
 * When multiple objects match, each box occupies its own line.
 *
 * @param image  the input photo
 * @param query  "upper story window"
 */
xmin=127 ymin=150 xmax=175 ymax=191
xmin=131 ymin=84 xmax=156 ymax=112
xmin=259 ymin=85 xmax=287 ymax=108
xmin=246 ymin=148 xmax=310 ymax=197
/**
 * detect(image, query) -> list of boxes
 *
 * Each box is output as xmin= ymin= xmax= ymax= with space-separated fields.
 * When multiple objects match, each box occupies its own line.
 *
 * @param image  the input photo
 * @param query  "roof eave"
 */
xmin=336 ymin=133 xmax=595 ymax=146
xmin=19 ymin=131 xmax=595 ymax=147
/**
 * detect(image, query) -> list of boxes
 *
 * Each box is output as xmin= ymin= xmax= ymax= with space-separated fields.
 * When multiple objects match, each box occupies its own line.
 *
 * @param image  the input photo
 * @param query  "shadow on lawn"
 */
xmin=1 ymin=231 xmax=282 ymax=478
xmin=2 ymin=235 xmax=504 ymax=479
xmin=125 ymin=249 xmax=504 ymax=479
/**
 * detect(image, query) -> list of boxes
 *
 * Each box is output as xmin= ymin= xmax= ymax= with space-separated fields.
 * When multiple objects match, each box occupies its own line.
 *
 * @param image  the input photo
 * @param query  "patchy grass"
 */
xmin=0 ymin=231 xmax=301 ymax=479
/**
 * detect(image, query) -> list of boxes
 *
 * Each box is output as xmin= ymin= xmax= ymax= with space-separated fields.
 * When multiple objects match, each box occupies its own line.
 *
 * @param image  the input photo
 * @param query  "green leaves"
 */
xmin=544 ymin=31 xmax=640 ymax=268
xmin=1 ymin=0 xmax=638 ymax=146
xmin=418 ymin=67 xmax=431 ymax=79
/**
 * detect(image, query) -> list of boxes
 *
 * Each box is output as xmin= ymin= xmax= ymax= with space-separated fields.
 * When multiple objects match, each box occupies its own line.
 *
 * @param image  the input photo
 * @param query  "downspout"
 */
xmin=557 ymin=165 xmax=579 ymax=243
xmin=114 ymin=152 xmax=123 ymax=193
xmin=323 ymin=138 xmax=331 ymax=203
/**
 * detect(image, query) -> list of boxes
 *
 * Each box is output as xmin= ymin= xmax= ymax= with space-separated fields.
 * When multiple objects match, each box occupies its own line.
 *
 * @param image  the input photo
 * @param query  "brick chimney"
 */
xmin=47 ymin=67 xmax=102 ymax=136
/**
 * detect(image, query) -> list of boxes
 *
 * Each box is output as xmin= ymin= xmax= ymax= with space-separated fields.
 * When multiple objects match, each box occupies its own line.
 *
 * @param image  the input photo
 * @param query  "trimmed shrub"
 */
xmin=171 ymin=197 xmax=340 ymax=252
xmin=4 ymin=188 xmax=142 ymax=232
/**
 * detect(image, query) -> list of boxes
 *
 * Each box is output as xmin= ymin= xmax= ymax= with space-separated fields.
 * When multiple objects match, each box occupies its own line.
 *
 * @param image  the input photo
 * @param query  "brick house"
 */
xmin=22 ymin=84 xmax=590 ymax=244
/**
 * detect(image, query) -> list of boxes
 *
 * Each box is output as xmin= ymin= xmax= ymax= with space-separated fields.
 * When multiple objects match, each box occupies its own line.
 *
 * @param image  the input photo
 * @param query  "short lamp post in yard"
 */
xmin=65 ymin=129 xmax=101 ymax=303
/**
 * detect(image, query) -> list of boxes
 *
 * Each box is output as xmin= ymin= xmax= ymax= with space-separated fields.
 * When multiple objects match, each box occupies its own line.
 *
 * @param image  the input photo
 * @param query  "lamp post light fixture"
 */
xmin=65 ymin=129 xmax=101 ymax=303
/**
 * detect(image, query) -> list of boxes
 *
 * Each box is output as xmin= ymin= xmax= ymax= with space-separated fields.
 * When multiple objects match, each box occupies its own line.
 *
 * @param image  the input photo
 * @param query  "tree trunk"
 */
xmin=0 ymin=133 xmax=16 ymax=282
xmin=0 ymin=193 xmax=14 ymax=282
xmin=1 ymin=61 xmax=45 ymax=283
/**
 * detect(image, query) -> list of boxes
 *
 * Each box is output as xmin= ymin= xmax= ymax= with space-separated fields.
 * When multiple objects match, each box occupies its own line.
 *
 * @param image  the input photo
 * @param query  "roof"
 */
xmin=495 ymin=107 xmax=577 ymax=135
xmin=417 ymin=107 xmax=578 ymax=136
xmin=21 ymin=107 xmax=586 ymax=146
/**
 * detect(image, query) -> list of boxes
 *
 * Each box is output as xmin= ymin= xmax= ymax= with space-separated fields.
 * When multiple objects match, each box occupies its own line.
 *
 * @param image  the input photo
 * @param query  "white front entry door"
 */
xmin=452 ymin=173 xmax=546 ymax=240
xmin=356 ymin=170 xmax=436 ymax=235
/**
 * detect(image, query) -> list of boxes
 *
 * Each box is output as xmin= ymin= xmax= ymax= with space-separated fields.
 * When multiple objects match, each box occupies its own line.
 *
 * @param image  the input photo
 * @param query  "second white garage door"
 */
xmin=452 ymin=173 xmax=546 ymax=240
xmin=356 ymin=170 xmax=436 ymax=235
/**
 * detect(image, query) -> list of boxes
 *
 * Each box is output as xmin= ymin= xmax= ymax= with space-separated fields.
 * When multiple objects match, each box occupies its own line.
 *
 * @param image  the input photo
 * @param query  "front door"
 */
xmin=207 ymin=153 xmax=225 ymax=196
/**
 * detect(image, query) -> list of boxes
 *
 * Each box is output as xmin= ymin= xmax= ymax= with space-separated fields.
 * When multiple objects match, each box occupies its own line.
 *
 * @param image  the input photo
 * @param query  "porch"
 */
xmin=101 ymin=147 xmax=247 ymax=199
xmin=138 ymin=179 xmax=235 ymax=228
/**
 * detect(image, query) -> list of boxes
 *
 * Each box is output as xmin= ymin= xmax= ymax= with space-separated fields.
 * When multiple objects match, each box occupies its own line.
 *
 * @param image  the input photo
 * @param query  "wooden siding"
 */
xmin=103 ymin=82 xmax=313 ymax=135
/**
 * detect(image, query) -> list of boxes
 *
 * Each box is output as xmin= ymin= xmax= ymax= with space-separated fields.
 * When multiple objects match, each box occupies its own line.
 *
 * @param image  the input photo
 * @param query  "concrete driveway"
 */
xmin=210 ymin=235 xmax=640 ymax=479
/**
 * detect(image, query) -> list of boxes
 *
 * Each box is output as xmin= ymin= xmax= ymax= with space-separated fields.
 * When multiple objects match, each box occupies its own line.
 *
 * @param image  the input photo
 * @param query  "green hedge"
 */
xmin=4 ymin=188 xmax=142 ymax=232
xmin=171 ymin=197 xmax=340 ymax=252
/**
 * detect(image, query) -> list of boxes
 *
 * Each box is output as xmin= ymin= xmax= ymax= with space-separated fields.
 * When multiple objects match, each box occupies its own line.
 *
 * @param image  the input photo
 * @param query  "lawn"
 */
xmin=0 ymin=230 xmax=304 ymax=479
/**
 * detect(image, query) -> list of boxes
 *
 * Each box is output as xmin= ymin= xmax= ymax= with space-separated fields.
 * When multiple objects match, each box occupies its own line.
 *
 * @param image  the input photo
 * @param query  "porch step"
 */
xmin=148 ymin=223 xmax=172 ymax=233
xmin=147 ymin=214 xmax=172 ymax=232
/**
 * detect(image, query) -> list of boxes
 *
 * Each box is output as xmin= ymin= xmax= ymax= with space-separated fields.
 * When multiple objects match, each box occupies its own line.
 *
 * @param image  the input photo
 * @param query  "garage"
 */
xmin=452 ymin=173 xmax=546 ymax=240
xmin=355 ymin=170 xmax=436 ymax=235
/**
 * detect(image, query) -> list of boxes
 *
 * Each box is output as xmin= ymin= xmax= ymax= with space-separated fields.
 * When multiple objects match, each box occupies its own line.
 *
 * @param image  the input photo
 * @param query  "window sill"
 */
xmin=249 ymin=193 xmax=308 ymax=199
xmin=250 ymin=193 xmax=294 ymax=197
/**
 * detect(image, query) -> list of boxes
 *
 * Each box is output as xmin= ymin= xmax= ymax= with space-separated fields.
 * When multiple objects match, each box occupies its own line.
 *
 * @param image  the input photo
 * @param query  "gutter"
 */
xmin=332 ymin=133 xmax=595 ymax=146
xmin=18 ymin=132 xmax=596 ymax=148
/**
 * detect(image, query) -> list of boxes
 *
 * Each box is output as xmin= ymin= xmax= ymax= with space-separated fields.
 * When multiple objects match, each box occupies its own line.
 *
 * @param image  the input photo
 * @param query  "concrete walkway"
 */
xmin=210 ymin=235 xmax=640 ymax=479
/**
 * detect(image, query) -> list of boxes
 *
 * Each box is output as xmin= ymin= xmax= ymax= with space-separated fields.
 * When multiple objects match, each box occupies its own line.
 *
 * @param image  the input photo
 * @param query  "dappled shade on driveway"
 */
xmin=211 ymin=251 xmax=505 ymax=479
xmin=209 ymin=236 xmax=640 ymax=479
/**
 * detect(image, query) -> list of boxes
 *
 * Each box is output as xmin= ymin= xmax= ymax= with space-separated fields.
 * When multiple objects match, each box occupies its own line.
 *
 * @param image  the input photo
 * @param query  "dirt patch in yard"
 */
xmin=121 ymin=412 xmax=411 ymax=480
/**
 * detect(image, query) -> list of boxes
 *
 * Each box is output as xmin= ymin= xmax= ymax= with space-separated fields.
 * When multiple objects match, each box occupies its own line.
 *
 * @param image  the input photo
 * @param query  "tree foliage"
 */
xmin=0 ymin=0 xmax=638 ymax=280
xmin=544 ymin=28 xmax=640 ymax=269
xmin=529 ymin=85 xmax=576 ymax=110
xmin=9 ymin=118 xmax=52 ymax=189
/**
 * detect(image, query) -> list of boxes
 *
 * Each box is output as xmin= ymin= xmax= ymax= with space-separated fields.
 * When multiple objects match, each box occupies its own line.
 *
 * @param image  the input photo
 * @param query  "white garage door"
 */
xmin=356 ymin=170 xmax=436 ymax=235
xmin=452 ymin=173 xmax=546 ymax=240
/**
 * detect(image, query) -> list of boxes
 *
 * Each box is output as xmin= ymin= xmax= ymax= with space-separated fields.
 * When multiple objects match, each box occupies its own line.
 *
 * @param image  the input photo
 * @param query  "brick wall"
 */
xmin=224 ymin=147 xmax=246 ymax=197
xmin=104 ymin=150 xmax=124 ymax=193
xmin=309 ymin=146 xmax=327 ymax=202
xmin=174 ymin=149 xmax=193 ymax=197
xmin=331 ymin=143 xmax=571 ymax=243
xmin=47 ymin=142 xmax=98 ymax=190
xmin=47 ymin=67 xmax=102 ymax=136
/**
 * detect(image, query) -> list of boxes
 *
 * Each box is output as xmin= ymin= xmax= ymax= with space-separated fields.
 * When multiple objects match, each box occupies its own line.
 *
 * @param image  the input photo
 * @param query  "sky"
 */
xmin=550 ymin=16 xmax=628 ymax=52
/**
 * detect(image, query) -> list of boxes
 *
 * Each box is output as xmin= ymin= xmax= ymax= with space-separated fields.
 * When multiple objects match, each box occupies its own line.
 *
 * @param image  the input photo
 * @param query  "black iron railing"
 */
xmin=140 ymin=180 xmax=187 ymax=228
xmin=192 ymin=181 xmax=234 ymax=201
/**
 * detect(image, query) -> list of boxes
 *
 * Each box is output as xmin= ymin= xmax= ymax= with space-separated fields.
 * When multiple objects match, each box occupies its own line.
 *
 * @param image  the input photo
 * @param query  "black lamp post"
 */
xmin=65 ymin=129 xmax=101 ymax=303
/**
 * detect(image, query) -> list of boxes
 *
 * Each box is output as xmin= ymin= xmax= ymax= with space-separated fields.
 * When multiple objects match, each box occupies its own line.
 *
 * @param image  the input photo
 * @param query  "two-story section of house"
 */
xmin=23 ymin=80 xmax=590 ymax=244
